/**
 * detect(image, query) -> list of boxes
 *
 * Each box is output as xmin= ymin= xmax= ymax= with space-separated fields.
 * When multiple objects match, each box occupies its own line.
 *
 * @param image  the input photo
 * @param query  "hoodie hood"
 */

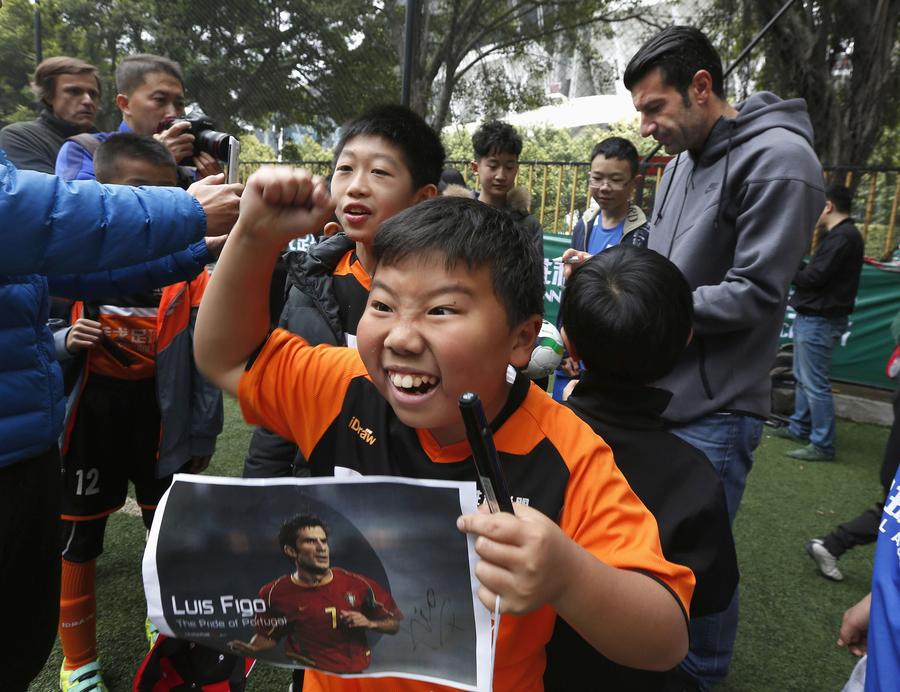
xmin=698 ymin=92 xmax=815 ymax=165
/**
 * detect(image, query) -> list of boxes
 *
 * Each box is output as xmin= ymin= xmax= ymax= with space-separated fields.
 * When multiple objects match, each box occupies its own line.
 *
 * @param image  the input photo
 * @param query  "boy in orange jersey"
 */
xmin=56 ymin=133 xmax=223 ymax=692
xmin=194 ymin=167 xmax=693 ymax=691
xmin=243 ymin=104 xmax=444 ymax=481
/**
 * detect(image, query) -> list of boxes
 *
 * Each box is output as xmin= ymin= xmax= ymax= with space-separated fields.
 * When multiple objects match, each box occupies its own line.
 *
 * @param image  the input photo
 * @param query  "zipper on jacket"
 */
xmin=696 ymin=336 xmax=714 ymax=400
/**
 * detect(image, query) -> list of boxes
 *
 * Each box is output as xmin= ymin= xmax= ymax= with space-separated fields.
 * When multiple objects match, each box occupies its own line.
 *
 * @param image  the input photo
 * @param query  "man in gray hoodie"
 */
xmin=624 ymin=26 xmax=824 ymax=689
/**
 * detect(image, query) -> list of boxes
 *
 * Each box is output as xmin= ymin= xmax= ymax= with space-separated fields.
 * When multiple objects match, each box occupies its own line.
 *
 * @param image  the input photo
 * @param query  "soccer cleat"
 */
xmin=805 ymin=539 xmax=844 ymax=581
xmin=769 ymin=426 xmax=807 ymax=442
xmin=145 ymin=617 xmax=160 ymax=649
xmin=60 ymin=659 xmax=107 ymax=692
xmin=786 ymin=444 xmax=834 ymax=461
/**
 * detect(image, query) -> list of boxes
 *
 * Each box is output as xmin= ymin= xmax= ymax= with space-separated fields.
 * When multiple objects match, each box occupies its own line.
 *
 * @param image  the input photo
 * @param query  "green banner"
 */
xmin=542 ymin=235 xmax=900 ymax=389
xmin=542 ymin=234 xmax=571 ymax=326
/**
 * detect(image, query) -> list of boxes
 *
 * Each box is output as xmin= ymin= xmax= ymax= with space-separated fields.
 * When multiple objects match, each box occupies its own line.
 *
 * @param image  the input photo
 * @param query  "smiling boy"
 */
xmin=243 ymin=105 xmax=444 ymax=480
xmin=195 ymin=168 xmax=694 ymax=691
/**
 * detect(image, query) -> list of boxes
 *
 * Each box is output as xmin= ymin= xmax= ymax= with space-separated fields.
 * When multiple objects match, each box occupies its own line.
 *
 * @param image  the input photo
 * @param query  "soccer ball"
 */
xmin=524 ymin=320 xmax=564 ymax=379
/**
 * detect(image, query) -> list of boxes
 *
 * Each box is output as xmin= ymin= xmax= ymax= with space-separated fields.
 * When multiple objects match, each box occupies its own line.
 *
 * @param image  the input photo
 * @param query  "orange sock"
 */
xmin=59 ymin=558 xmax=97 ymax=670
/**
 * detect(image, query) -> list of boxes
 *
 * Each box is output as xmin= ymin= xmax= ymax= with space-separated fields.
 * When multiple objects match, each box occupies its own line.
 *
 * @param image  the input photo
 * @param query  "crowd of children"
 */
xmin=6 ymin=22 xmax=896 ymax=692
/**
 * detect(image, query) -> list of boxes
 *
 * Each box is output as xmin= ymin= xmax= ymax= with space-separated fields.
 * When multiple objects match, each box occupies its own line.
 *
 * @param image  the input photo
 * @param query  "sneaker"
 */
xmin=805 ymin=538 xmax=844 ymax=581
xmin=769 ymin=426 xmax=807 ymax=442
xmin=145 ymin=616 xmax=160 ymax=649
xmin=786 ymin=444 xmax=834 ymax=461
xmin=60 ymin=659 xmax=107 ymax=692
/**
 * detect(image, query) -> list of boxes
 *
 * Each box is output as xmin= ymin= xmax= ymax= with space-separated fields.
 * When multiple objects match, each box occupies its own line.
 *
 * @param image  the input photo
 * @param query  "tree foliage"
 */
xmin=700 ymin=0 xmax=900 ymax=167
xmin=383 ymin=0 xmax=651 ymax=131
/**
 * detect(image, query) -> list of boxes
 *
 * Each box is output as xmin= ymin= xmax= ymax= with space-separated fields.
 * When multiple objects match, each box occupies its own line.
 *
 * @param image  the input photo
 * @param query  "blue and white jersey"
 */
xmin=867 ymin=466 xmax=900 ymax=690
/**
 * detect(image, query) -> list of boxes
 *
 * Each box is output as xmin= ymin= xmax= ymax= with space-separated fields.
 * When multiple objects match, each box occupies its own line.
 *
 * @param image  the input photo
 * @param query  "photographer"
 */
xmin=55 ymin=53 xmax=229 ymax=186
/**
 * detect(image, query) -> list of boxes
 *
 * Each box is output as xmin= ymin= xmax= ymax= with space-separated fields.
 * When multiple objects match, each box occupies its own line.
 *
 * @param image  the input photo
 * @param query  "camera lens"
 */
xmin=196 ymin=129 xmax=231 ymax=160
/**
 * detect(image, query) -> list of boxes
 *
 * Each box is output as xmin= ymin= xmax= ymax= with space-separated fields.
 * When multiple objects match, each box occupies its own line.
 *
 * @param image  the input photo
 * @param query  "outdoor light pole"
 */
xmin=401 ymin=0 xmax=417 ymax=107
xmin=33 ymin=0 xmax=43 ymax=66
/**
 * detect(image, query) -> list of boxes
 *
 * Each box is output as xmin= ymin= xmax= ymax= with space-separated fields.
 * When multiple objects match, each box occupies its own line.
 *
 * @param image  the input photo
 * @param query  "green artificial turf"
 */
xmin=32 ymin=399 xmax=886 ymax=691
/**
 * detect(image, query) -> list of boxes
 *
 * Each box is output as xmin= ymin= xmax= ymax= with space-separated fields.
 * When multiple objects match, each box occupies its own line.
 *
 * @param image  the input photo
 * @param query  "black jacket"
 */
xmin=0 ymin=109 xmax=93 ymax=174
xmin=243 ymin=233 xmax=355 ymax=478
xmin=790 ymin=218 xmax=864 ymax=318
xmin=545 ymin=371 xmax=738 ymax=691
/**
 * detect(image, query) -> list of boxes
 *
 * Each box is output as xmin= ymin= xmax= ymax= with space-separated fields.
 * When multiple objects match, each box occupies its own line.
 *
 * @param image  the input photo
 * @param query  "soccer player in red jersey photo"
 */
xmin=228 ymin=514 xmax=402 ymax=673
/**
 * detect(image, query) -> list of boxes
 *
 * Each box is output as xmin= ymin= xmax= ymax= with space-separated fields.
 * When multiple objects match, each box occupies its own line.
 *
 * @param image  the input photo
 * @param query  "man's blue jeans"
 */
xmin=671 ymin=413 xmax=764 ymax=690
xmin=788 ymin=313 xmax=847 ymax=455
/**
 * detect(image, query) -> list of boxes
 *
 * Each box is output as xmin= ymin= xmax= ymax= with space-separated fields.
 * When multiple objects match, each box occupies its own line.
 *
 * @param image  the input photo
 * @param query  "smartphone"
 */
xmin=226 ymin=136 xmax=241 ymax=184
xmin=459 ymin=392 xmax=514 ymax=513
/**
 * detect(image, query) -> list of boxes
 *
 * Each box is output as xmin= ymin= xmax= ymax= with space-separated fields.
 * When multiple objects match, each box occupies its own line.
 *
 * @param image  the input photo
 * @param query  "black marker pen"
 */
xmin=459 ymin=392 xmax=514 ymax=513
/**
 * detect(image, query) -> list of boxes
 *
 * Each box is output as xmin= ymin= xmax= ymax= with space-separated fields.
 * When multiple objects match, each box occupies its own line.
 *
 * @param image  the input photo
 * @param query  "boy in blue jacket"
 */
xmin=0 ymin=148 xmax=239 ymax=692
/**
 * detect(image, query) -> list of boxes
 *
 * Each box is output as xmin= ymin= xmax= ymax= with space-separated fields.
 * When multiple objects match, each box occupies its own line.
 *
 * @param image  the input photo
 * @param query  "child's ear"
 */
xmin=471 ymin=160 xmax=479 ymax=178
xmin=560 ymin=327 xmax=579 ymax=362
xmin=509 ymin=315 xmax=543 ymax=368
xmin=413 ymin=183 xmax=438 ymax=203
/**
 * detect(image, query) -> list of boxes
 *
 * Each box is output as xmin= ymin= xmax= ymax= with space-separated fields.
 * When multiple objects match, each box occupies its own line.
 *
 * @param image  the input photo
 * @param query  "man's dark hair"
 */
xmin=31 ymin=56 xmax=101 ymax=105
xmin=623 ymin=26 xmax=725 ymax=102
xmin=826 ymin=183 xmax=853 ymax=215
xmin=94 ymin=133 xmax=176 ymax=183
xmin=333 ymin=104 xmax=445 ymax=190
xmin=472 ymin=120 xmax=523 ymax=160
xmin=590 ymin=137 xmax=640 ymax=177
xmin=561 ymin=245 xmax=693 ymax=385
xmin=372 ymin=196 xmax=543 ymax=326
xmin=115 ymin=54 xmax=184 ymax=95
xmin=278 ymin=514 xmax=328 ymax=552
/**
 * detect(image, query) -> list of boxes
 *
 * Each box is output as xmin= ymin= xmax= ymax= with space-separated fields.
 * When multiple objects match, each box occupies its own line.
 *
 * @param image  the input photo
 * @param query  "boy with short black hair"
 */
xmin=553 ymin=136 xmax=651 ymax=400
xmin=471 ymin=120 xmax=543 ymax=257
xmin=548 ymin=244 xmax=737 ymax=691
xmin=56 ymin=133 xmax=223 ymax=692
xmin=243 ymin=104 xmax=444 ymax=480
xmin=572 ymin=137 xmax=649 ymax=252
xmin=195 ymin=168 xmax=694 ymax=692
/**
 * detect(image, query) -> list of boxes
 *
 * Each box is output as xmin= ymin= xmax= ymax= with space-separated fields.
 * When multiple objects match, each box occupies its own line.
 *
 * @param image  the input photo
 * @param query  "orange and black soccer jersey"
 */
xmin=331 ymin=250 xmax=371 ymax=347
xmin=239 ymin=329 xmax=695 ymax=692
xmin=256 ymin=568 xmax=400 ymax=674
xmin=86 ymin=291 xmax=162 ymax=380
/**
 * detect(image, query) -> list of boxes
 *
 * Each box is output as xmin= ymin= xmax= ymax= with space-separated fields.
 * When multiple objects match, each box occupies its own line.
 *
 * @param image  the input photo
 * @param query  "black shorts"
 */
xmin=61 ymin=374 xmax=172 ymax=521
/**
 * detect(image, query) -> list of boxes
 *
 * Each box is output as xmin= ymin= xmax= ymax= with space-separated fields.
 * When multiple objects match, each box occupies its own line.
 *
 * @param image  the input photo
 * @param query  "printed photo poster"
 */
xmin=143 ymin=474 xmax=493 ymax=691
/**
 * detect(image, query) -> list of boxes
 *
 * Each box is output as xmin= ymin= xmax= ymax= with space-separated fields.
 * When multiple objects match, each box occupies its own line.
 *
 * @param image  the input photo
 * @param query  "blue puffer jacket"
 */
xmin=0 ymin=149 xmax=207 ymax=468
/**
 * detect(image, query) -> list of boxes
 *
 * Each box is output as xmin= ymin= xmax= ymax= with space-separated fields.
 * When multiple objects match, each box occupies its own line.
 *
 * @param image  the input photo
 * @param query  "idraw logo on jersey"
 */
xmin=345 ymin=592 xmax=357 ymax=607
xmin=349 ymin=417 xmax=377 ymax=445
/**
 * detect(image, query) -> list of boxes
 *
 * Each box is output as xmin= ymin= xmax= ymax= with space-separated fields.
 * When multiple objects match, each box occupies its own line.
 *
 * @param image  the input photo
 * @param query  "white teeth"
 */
xmin=389 ymin=372 xmax=437 ymax=389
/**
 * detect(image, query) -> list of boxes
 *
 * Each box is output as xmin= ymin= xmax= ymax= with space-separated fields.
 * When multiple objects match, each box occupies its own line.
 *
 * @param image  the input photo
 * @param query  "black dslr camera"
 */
xmin=158 ymin=110 xmax=232 ymax=161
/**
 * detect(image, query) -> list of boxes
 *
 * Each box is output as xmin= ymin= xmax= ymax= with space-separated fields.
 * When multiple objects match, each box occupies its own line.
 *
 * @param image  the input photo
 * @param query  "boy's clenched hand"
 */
xmin=457 ymin=503 xmax=573 ymax=614
xmin=239 ymin=166 xmax=334 ymax=244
